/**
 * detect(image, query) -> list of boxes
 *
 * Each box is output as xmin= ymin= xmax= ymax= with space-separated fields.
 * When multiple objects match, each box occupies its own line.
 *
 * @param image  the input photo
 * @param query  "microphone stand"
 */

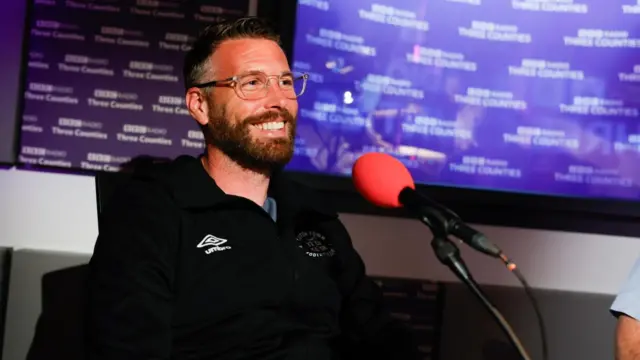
xmin=418 ymin=208 xmax=532 ymax=360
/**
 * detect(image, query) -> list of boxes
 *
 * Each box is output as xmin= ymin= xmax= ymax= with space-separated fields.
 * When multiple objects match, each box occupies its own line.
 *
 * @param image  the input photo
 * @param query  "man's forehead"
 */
xmin=209 ymin=38 xmax=288 ymax=75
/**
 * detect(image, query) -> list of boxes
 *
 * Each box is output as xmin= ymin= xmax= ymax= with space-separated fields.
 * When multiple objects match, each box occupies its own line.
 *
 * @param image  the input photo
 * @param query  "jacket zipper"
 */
xmin=240 ymin=199 xmax=299 ymax=306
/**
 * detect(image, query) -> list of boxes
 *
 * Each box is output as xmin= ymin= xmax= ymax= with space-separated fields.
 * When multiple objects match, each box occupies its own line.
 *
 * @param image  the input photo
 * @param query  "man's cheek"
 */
xmin=289 ymin=104 xmax=299 ymax=117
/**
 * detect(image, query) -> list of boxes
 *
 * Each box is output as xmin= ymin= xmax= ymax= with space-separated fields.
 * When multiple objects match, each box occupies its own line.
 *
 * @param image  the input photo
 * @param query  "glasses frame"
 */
xmin=191 ymin=72 xmax=309 ymax=100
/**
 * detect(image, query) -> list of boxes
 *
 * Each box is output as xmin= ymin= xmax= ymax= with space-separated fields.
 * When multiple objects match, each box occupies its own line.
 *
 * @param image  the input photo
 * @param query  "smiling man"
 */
xmin=86 ymin=17 xmax=419 ymax=360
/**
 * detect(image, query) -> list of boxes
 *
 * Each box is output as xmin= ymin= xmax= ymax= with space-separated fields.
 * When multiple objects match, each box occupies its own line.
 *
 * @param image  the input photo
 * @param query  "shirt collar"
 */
xmin=134 ymin=155 xmax=338 ymax=219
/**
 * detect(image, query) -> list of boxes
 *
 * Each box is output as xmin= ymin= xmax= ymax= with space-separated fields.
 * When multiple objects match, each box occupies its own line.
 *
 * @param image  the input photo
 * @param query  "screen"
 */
xmin=288 ymin=0 xmax=640 ymax=200
xmin=17 ymin=0 xmax=250 ymax=171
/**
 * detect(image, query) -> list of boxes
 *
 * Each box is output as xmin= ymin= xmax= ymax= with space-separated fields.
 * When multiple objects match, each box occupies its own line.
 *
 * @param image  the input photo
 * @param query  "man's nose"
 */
xmin=263 ymin=79 xmax=288 ymax=110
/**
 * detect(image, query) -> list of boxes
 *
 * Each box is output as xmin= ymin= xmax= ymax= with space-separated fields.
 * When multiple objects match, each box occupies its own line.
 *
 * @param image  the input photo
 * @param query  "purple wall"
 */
xmin=0 ymin=0 xmax=28 ymax=164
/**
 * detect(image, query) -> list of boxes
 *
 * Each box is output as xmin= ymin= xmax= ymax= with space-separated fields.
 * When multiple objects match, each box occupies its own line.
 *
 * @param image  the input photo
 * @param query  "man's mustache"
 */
xmin=244 ymin=109 xmax=295 ymax=126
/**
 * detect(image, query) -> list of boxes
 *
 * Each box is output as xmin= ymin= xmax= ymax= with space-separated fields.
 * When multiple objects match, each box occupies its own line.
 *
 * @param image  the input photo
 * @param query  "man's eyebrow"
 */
xmin=237 ymin=69 xmax=294 ymax=76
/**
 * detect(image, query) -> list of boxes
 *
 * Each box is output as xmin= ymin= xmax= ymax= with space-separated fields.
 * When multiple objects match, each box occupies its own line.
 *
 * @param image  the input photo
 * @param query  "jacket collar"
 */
xmin=134 ymin=155 xmax=338 ymax=219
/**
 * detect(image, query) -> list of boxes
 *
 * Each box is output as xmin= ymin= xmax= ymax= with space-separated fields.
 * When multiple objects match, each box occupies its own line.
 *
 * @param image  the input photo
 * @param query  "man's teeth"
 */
xmin=254 ymin=122 xmax=285 ymax=130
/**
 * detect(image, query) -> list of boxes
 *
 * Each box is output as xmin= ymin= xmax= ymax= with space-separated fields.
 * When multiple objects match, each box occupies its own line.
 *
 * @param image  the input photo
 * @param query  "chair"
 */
xmin=95 ymin=170 xmax=133 ymax=217
xmin=2 ymin=249 xmax=89 ymax=360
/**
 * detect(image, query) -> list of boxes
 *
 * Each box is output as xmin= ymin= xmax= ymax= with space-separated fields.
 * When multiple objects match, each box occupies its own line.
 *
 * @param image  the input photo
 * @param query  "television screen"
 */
xmin=17 ymin=0 xmax=250 ymax=171
xmin=287 ymin=0 xmax=640 ymax=201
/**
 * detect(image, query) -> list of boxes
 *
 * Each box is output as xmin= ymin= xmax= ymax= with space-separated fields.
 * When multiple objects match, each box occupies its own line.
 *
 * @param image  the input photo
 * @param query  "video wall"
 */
xmin=288 ymin=0 xmax=640 ymax=201
xmin=17 ymin=0 xmax=249 ymax=171
xmin=12 ymin=0 xmax=640 ymax=202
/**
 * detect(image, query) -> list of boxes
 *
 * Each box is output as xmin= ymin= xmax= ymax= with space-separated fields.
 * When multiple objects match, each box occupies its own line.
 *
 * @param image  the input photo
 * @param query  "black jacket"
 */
xmin=87 ymin=155 xmax=419 ymax=360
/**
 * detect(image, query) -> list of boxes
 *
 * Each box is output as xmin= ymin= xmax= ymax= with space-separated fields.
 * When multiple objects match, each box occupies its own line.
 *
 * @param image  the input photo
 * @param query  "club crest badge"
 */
xmin=296 ymin=230 xmax=336 ymax=258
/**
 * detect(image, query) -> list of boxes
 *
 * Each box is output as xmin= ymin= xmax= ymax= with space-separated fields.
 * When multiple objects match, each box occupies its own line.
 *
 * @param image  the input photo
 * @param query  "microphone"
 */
xmin=352 ymin=152 xmax=537 ymax=360
xmin=352 ymin=152 xmax=502 ymax=258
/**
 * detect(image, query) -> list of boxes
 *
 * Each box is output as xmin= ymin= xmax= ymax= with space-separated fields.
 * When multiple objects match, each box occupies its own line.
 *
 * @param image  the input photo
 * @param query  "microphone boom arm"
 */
xmin=413 ymin=207 xmax=532 ymax=360
xmin=399 ymin=187 xmax=502 ymax=257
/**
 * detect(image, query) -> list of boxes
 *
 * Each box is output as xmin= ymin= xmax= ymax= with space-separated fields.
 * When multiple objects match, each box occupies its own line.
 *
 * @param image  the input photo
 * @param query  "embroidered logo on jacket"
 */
xmin=197 ymin=234 xmax=232 ymax=254
xmin=296 ymin=231 xmax=336 ymax=258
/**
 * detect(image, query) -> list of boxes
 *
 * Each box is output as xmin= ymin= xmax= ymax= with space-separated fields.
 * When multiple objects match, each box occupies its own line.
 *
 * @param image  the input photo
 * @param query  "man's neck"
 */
xmin=201 ymin=148 xmax=271 ymax=206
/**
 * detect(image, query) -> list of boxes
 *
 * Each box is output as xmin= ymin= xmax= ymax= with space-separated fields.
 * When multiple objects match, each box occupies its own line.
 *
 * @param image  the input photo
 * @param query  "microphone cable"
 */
xmin=499 ymin=252 xmax=549 ymax=360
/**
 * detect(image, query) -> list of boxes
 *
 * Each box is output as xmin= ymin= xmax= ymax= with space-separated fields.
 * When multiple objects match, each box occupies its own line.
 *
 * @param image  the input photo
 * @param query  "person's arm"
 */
xmin=327 ymin=220 xmax=421 ymax=359
xmin=617 ymin=315 xmax=640 ymax=360
xmin=612 ymin=259 xmax=640 ymax=360
xmin=87 ymin=180 xmax=179 ymax=360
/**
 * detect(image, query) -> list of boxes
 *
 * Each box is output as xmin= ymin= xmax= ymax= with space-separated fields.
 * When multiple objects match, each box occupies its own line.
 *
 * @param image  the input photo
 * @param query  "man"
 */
xmin=612 ymin=258 xmax=640 ymax=359
xmin=87 ymin=17 xmax=419 ymax=359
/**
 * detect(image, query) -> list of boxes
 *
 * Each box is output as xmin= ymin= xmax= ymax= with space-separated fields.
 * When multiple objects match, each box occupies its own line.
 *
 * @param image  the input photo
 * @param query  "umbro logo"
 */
xmin=197 ymin=234 xmax=232 ymax=255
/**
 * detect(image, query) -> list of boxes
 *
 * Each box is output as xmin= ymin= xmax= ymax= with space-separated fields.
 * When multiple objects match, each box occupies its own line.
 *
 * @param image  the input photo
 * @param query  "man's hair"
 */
xmin=183 ymin=17 xmax=281 ymax=91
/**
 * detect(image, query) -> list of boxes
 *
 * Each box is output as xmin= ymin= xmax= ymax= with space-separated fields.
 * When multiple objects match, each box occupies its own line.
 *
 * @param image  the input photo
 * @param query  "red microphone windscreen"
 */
xmin=352 ymin=152 xmax=415 ymax=208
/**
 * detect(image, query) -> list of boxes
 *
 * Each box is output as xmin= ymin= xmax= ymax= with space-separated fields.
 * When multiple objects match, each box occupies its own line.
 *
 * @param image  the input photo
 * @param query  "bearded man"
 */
xmin=86 ymin=17 xmax=419 ymax=360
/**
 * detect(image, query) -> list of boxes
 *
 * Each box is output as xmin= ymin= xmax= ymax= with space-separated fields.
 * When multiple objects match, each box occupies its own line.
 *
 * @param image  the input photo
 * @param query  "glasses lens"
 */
xmin=236 ymin=72 xmax=309 ymax=100
xmin=237 ymin=73 xmax=268 ymax=100
xmin=279 ymin=73 xmax=308 ymax=99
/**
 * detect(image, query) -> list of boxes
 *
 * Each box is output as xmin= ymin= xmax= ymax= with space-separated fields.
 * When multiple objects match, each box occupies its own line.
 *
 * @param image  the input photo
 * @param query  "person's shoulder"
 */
xmin=611 ymin=258 xmax=640 ymax=320
xmin=101 ymin=155 xmax=200 ymax=213
xmin=93 ymin=158 xmax=193 ymax=266
xmin=124 ymin=154 xmax=198 ymax=183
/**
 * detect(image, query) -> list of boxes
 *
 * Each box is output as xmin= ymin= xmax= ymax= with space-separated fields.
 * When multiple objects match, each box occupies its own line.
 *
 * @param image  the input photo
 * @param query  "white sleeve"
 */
xmin=611 ymin=257 xmax=640 ymax=320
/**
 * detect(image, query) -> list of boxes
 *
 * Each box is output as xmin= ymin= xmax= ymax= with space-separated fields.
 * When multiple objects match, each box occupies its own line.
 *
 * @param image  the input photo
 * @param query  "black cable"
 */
xmin=413 ymin=207 xmax=542 ymax=360
xmin=463 ymin=273 xmax=532 ymax=360
xmin=430 ymin=235 xmax=532 ymax=360
xmin=499 ymin=253 xmax=549 ymax=360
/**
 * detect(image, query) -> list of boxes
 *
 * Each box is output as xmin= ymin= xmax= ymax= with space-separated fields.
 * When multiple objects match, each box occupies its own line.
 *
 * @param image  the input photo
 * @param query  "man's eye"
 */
xmin=241 ymin=77 xmax=264 ymax=89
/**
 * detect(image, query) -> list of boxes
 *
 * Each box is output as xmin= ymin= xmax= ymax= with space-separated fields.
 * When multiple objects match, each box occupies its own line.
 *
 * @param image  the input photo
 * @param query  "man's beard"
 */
xmin=204 ymin=103 xmax=296 ymax=173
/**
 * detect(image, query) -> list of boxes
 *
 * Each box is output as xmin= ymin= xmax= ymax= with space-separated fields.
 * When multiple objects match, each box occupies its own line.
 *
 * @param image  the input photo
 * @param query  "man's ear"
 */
xmin=185 ymin=88 xmax=209 ymax=126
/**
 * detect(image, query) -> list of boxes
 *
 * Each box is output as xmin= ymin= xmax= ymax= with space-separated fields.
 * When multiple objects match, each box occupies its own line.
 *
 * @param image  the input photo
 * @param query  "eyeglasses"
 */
xmin=192 ymin=71 xmax=309 ymax=100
